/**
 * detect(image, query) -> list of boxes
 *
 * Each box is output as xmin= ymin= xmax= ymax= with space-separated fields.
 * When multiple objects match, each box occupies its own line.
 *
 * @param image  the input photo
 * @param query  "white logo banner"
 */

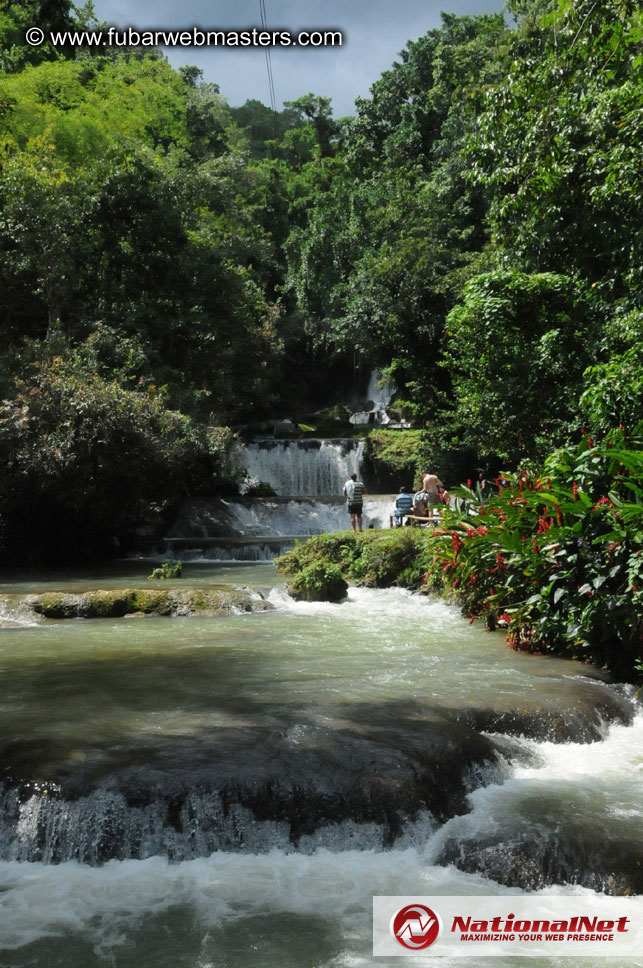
xmin=373 ymin=895 xmax=643 ymax=958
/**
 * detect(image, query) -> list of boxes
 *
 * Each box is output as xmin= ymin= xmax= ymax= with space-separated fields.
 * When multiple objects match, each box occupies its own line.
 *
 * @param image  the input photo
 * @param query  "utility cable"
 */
xmin=259 ymin=0 xmax=277 ymax=115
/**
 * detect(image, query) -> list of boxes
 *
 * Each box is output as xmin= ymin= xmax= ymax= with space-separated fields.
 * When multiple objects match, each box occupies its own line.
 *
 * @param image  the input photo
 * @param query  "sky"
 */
xmin=93 ymin=0 xmax=505 ymax=116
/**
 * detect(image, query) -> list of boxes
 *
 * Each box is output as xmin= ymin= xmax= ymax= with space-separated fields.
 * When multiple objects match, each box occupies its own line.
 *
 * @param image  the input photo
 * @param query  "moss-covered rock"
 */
xmin=287 ymin=561 xmax=348 ymax=602
xmin=24 ymin=587 xmax=272 ymax=619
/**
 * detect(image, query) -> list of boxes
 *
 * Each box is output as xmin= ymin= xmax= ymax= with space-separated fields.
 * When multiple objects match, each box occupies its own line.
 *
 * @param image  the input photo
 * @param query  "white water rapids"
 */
xmin=0 ymin=573 xmax=641 ymax=967
xmin=1 ymin=713 xmax=642 ymax=964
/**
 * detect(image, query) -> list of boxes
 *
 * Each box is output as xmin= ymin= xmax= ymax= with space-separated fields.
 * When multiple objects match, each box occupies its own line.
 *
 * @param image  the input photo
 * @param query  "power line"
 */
xmin=259 ymin=0 xmax=277 ymax=115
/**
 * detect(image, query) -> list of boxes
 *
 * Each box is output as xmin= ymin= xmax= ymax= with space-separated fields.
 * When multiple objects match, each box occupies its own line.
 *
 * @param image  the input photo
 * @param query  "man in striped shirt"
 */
xmin=343 ymin=473 xmax=365 ymax=532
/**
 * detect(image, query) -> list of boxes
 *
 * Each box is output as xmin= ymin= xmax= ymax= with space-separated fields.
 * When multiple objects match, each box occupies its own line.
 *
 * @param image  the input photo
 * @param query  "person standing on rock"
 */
xmin=343 ymin=472 xmax=365 ymax=532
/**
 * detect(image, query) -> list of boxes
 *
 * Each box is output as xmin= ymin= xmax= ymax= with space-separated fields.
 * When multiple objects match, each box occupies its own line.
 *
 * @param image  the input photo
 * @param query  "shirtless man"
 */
xmin=420 ymin=469 xmax=444 ymax=519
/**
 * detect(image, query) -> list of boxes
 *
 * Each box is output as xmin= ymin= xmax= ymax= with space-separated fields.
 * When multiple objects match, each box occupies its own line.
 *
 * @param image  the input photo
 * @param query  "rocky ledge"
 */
xmin=20 ymin=587 xmax=273 ymax=619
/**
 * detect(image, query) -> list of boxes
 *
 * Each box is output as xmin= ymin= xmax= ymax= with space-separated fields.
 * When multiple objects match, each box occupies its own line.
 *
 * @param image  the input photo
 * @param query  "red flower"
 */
xmin=572 ymin=481 xmax=579 ymax=501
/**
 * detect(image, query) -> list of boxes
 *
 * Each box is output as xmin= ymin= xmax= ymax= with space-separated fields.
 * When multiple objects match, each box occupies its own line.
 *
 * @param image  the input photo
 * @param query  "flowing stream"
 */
xmin=0 ymin=562 xmax=641 ymax=966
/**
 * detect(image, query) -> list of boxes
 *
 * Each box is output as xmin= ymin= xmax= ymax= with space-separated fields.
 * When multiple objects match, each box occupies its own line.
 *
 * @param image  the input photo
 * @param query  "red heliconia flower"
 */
xmin=467 ymin=478 xmax=472 ymax=489
xmin=587 ymin=437 xmax=594 ymax=448
xmin=451 ymin=532 xmax=462 ymax=555
xmin=593 ymin=497 xmax=611 ymax=510
xmin=532 ymin=539 xmax=539 ymax=552
xmin=572 ymin=481 xmax=579 ymax=501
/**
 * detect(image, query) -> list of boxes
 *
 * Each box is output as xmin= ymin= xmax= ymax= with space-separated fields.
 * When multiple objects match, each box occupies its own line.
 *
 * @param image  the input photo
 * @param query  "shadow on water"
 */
xmin=0 ymin=910 xmax=342 ymax=968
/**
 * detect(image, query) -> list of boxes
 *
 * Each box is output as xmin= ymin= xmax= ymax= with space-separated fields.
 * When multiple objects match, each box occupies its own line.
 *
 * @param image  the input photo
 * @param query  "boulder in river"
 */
xmin=21 ymin=586 xmax=273 ymax=619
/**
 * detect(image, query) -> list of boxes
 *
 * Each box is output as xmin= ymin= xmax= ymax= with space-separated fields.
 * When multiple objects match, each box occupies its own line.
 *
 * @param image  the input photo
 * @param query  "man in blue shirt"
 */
xmin=393 ymin=487 xmax=414 ymax=526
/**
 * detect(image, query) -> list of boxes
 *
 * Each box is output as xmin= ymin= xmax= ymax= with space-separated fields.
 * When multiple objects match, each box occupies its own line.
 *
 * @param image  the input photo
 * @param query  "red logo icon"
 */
xmin=391 ymin=903 xmax=441 ymax=950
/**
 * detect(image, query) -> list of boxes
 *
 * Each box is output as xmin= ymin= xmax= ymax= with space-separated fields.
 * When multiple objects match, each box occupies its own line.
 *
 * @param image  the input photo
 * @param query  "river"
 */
xmin=0 ymin=561 xmax=641 ymax=967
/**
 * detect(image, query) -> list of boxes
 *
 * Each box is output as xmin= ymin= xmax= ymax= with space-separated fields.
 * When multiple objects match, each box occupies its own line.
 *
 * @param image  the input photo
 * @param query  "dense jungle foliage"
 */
xmin=0 ymin=0 xmax=641 ymax=560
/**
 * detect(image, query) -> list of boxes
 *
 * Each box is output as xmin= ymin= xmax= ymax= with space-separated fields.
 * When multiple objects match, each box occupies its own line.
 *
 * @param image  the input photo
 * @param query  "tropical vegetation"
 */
xmin=0 ymin=0 xmax=641 ymax=577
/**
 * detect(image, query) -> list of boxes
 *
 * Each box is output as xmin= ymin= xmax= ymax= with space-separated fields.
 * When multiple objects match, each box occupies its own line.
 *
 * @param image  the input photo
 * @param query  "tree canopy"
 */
xmin=0 ymin=0 xmax=641 ymax=560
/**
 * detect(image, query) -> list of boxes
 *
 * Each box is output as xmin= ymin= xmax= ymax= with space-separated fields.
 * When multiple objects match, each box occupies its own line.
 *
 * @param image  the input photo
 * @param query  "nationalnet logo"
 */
xmin=391 ymin=904 xmax=441 ymax=950
xmin=373 ymin=895 xmax=642 ymax=958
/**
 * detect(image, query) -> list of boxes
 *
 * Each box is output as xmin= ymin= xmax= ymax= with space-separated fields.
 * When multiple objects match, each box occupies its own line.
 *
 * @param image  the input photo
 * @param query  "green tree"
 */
xmin=0 ymin=353 xmax=239 ymax=562
xmin=469 ymin=0 xmax=643 ymax=300
xmin=444 ymin=270 xmax=598 ymax=460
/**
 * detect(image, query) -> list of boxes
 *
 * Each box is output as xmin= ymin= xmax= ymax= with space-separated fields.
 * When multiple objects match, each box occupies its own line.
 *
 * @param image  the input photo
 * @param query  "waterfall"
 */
xmin=349 ymin=369 xmax=398 ymax=427
xmin=366 ymin=370 xmax=396 ymax=411
xmin=148 ymin=435 xmax=386 ymax=561
xmin=240 ymin=438 xmax=364 ymax=497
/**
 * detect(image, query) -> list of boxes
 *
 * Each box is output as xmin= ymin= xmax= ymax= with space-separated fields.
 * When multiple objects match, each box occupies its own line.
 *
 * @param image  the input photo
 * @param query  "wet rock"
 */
xmin=439 ymin=835 xmax=643 ymax=896
xmin=0 ymin=706 xmax=504 ymax=863
xmin=22 ymin=586 xmax=273 ymax=619
xmin=448 ymin=678 xmax=633 ymax=742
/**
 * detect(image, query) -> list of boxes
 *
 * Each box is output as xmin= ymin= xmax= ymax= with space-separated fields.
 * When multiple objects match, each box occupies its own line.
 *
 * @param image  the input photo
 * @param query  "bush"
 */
xmin=424 ymin=426 xmax=643 ymax=681
xmin=364 ymin=429 xmax=425 ymax=490
xmin=0 ymin=356 xmax=239 ymax=562
xmin=288 ymin=560 xmax=348 ymax=602
xmin=149 ymin=560 xmax=183 ymax=580
xmin=277 ymin=530 xmax=431 ymax=592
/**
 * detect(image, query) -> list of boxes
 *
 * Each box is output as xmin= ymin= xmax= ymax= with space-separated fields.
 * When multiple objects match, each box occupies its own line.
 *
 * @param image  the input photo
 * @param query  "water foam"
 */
xmin=0 ymin=597 xmax=40 ymax=629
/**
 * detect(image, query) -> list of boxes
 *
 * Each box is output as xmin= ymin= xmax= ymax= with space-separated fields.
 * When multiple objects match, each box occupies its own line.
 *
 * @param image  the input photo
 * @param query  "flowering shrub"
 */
xmin=425 ymin=425 xmax=643 ymax=681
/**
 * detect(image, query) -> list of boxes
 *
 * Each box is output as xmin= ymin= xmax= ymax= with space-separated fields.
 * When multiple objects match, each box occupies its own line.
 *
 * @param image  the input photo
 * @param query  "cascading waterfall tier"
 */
xmin=143 ymin=437 xmax=377 ymax=560
xmin=240 ymin=438 xmax=364 ymax=497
